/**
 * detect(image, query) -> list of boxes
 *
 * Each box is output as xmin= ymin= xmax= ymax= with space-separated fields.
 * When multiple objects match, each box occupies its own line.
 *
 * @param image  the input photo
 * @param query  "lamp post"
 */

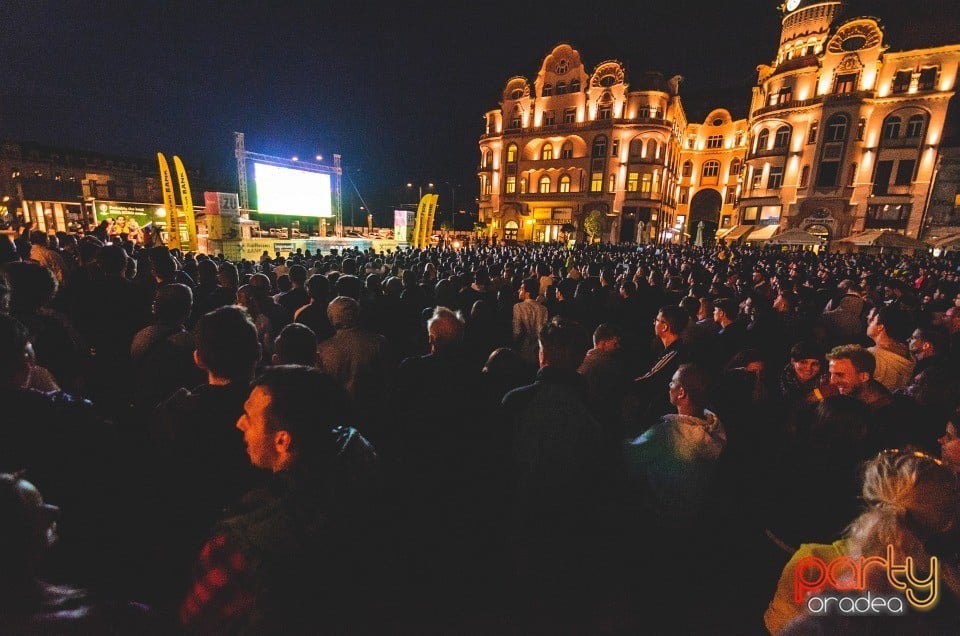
xmin=406 ymin=182 xmax=435 ymax=203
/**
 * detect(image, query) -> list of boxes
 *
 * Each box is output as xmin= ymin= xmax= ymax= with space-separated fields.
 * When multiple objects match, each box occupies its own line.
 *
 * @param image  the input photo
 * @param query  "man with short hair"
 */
xmin=863 ymin=304 xmax=914 ymax=392
xmin=180 ymin=365 xmax=380 ymax=635
xmin=148 ymin=305 xmax=265 ymax=606
xmin=512 ymin=277 xmax=549 ymax=366
xmin=624 ymin=362 xmax=726 ymax=532
xmin=628 ymin=305 xmax=691 ymax=435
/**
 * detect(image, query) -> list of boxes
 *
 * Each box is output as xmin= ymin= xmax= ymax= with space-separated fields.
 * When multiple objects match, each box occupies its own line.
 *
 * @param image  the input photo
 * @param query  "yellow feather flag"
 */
xmin=157 ymin=153 xmax=180 ymax=249
xmin=173 ymin=156 xmax=199 ymax=251
xmin=422 ymin=194 xmax=439 ymax=248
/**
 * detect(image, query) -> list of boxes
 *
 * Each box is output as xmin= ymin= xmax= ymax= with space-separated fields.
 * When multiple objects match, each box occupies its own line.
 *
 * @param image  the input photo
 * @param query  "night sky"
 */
xmin=2 ymin=0 xmax=956 ymax=225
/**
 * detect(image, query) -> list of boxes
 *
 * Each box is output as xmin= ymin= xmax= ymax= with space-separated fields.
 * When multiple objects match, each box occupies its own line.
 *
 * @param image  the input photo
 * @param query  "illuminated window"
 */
xmin=506 ymin=144 xmax=517 ymax=163
xmin=539 ymin=176 xmax=551 ymax=193
xmin=627 ymin=172 xmax=639 ymax=192
xmin=559 ymin=174 xmax=571 ymax=192
xmin=778 ymin=86 xmax=793 ymax=104
xmin=541 ymin=143 xmax=554 ymax=160
xmin=506 ymin=176 xmax=516 ymax=194
xmin=834 ymin=73 xmax=857 ymax=94
xmin=641 ymin=174 xmax=652 ymax=194
xmin=590 ymin=172 xmax=603 ymax=192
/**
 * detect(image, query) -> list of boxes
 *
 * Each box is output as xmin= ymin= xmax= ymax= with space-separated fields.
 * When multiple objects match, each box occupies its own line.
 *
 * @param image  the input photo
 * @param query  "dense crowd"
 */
xmin=1 ymin=227 xmax=959 ymax=635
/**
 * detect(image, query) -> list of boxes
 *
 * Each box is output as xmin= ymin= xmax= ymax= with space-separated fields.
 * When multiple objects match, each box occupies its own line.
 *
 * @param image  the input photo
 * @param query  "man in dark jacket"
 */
xmin=180 ymin=365 xmax=381 ymax=635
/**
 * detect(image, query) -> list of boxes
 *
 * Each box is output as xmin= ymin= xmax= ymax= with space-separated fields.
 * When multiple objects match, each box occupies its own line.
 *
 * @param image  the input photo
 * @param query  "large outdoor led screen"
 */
xmin=253 ymin=162 xmax=332 ymax=217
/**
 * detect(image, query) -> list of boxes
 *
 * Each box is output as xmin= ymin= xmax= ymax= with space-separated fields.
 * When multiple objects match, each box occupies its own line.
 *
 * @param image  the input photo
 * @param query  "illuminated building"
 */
xmin=478 ymin=0 xmax=960 ymax=245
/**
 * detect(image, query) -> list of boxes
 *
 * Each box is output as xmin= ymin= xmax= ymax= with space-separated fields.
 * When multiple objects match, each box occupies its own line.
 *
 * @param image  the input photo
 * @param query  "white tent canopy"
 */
xmin=765 ymin=227 xmax=823 ymax=245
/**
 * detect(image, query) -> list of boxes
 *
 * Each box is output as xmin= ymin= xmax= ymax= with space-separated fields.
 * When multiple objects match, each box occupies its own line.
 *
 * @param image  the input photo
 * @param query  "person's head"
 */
xmin=0 ymin=471 xmax=60 ymax=580
xmin=306 ymin=274 xmax=330 ymax=303
xmin=845 ymin=448 xmax=959 ymax=563
xmin=946 ymin=306 xmax=960 ymax=334
xmin=592 ymin=322 xmax=622 ymax=351
xmin=809 ymin=394 xmax=871 ymax=452
xmin=272 ymin=323 xmax=318 ymax=366
xmin=538 ymin=316 xmax=590 ymax=370
xmin=482 ymin=346 xmax=533 ymax=386
xmin=197 ymin=258 xmax=219 ymax=285
xmin=217 ymin=261 xmax=240 ymax=289
xmin=654 ymin=304 xmax=689 ymax=343
xmin=826 ymin=344 xmax=876 ymax=396
xmin=97 ymin=244 xmax=129 ymax=276
xmin=866 ymin=305 xmax=914 ymax=344
xmin=713 ymin=297 xmax=739 ymax=326
xmin=668 ymin=363 xmax=711 ymax=413
xmin=327 ymin=296 xmax=361 ymax=330
xmin=678 ymin=296 xmax=700 ymax=321
xmin=556 ymin=278 xmax=578 ymax=302
xmin=288 ymin=264 xmax=308 ymax=287
xmin=908 ymin=326 xmax=948 ymax=362
xmin=697 ymin=297 xmax=714 ymax=321
xmin=427 ymin=306 xmax=465 ymax=352
xmin=333 ymin=274 xmax=362 ymax=300
xmin=28 ymin=230 xmax=48 ymax=248
xmin=194 ymin=305 xmax=261 ymax=382
xmin=2 ymin=262 xmax=58 ymax=314
xmin=237 ymin=365 xmax=354 ymax=472
xmin=152 ymin=283 xmax=193 ymax=327
xmin=940 ymin=411 xmax=960 ymax=474
xmin=520 ymin=277 xmax=539 ymax=300
xmin=789 ymin=340 xmax=826 ymax=384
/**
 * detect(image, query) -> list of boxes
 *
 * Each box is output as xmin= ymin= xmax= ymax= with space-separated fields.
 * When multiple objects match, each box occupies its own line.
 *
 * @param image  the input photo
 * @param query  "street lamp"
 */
xmin=406 ymin=182 xmax=435 ymax=203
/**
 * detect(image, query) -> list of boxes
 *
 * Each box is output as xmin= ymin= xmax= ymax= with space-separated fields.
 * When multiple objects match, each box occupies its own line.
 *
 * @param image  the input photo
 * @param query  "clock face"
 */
xmin=786 ymin=0 xmax=801 ymax=11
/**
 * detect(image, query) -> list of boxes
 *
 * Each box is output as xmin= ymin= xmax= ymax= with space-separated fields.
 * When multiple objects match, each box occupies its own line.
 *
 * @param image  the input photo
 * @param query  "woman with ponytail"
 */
xmin=764 ymin=448 xmax=960 ymax=634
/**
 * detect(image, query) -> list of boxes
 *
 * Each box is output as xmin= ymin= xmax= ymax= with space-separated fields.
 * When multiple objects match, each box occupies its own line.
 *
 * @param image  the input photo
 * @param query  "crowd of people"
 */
xmin=1 ymin=226 xmax=959 ymax=634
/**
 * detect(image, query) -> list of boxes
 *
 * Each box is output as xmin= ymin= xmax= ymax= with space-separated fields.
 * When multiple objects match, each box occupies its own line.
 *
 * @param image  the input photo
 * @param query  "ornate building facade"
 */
xmin=478 ymin=0 xmax=960 ymax=245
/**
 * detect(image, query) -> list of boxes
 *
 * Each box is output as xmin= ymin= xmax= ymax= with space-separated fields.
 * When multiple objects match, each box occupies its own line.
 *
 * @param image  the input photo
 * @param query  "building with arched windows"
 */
xmin=478 ymin=0 xmax=960 ymax=245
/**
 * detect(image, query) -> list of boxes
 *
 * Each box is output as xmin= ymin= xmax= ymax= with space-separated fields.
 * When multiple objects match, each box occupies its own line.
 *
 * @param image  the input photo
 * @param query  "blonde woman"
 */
xmin=765 ymin=448 xmax=960 ymax=634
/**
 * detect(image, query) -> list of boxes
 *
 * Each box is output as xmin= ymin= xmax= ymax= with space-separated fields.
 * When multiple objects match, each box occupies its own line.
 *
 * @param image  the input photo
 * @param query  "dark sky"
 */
xmin=2 ymin=0 xmax=956 ymax=224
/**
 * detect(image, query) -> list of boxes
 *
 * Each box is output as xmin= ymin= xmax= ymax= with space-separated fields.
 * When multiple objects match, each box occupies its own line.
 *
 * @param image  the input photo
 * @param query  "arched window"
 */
xmin=682 ymin=160 xmax=693 ymax=178
xmin=882 ymin=116 xmax=902 ymax=139
xmin=541 ymin=143 xmax=554 ymax=160
xmin=542 ymin=84 xmax=553 ymax=97
xmin=729 ymin=158 xmax=741 ymax=180
xmin=906 ymin=114 xmax=925 ymax=138
xmin=506 ymin=144 xmax=517 ymax=163
xmin=539 ymin=175 xmax=551 ymax=193
xmin=755 ymin=129 xmax=770 ymax=152
xmin=559 ymin=174 xmax=571 ymax=192
xmin=701 ymin=160 xmax=720 ymax=179
xmin=556 ymin=81 xmax=567 ymax=95
xmin=504 ymin=220 xmax=519 ymax=241
xmin=560 ymin=142 xmax=573 ymax=159
xmin=773 ymin=125 xmax=791 ymax=149
xmin=629 ymin=138 xmax=644 ymax=158
xmin=569 ymin=79 xmax=580 ymax=92
xmin=646 ymin=139 xmax=658 ymax=160
xmin=592 ymin=136 xmax=607 ymax=157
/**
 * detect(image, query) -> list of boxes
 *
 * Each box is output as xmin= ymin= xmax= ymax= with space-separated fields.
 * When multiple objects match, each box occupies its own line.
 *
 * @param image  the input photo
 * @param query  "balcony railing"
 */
xmin=480 ymin=116 xmax=674 ymax=140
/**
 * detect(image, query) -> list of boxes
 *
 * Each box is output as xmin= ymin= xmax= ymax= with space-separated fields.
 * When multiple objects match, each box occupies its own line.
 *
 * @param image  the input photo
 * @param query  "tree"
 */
xmin=583 ymin=211 xmax=602 ymax=243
